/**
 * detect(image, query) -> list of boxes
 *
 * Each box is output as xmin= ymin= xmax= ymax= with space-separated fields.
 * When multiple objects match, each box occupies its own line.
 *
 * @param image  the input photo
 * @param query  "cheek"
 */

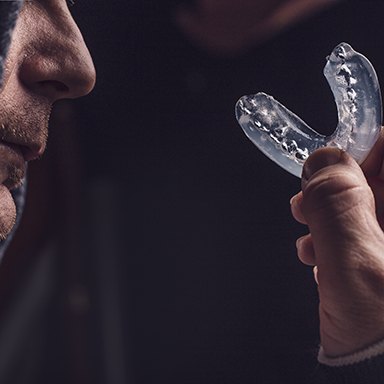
xmin=2 ymin=1 xmax=44 ymax=86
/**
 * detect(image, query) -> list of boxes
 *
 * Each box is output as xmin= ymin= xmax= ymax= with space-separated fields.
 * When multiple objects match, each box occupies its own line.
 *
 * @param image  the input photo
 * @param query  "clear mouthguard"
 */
xmin=235 ymin=43 xmax=382 ymax=178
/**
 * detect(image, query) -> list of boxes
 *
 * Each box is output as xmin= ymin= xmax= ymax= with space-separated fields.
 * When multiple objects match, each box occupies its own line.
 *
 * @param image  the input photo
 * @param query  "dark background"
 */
xmin=1 ymin=1 xmax=384 ymax=383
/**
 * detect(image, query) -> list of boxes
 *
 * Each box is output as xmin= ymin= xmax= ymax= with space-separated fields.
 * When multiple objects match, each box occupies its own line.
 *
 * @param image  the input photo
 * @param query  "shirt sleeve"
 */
xmin=314 ymin=340 xmax=384 ymax=383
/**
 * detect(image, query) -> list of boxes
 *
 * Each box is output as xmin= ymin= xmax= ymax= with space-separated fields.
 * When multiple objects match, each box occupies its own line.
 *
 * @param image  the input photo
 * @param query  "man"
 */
xmin=0 ymin=0 xmax=95 ymax=253
xmin=2 ymin=1 xmax=384 ymax=383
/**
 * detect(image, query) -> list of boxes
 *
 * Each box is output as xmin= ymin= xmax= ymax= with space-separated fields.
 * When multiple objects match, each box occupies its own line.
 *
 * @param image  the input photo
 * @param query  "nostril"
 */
xmin=38 ymin=80 xmax=69 ymax=94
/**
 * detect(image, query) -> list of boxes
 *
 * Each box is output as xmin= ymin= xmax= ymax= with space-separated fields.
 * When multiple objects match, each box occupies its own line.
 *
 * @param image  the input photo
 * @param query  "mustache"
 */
xmin=0 ymin=93 xmax=51 ymax=157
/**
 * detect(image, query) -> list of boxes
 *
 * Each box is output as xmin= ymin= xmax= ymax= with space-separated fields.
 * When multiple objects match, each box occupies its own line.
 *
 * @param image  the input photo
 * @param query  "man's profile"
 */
xmin=0 ymin=0 xmax=95 ymax=251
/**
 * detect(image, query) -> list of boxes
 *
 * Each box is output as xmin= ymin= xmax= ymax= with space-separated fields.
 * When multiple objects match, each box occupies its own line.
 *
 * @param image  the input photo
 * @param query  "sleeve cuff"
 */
xmin=314 ymin=340 xmax=384 ymax=383
xmin=318 ymin=338 xmax=384 ymax=367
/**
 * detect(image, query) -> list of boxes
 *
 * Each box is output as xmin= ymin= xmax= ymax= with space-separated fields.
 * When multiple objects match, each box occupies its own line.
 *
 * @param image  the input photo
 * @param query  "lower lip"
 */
xmin=0 ymin=142 xmax=26 ymax=190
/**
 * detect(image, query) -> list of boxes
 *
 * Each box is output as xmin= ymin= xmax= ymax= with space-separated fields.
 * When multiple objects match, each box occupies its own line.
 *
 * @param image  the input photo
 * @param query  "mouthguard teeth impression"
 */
xmin=235 ymin=43 xmax=383 ymax=178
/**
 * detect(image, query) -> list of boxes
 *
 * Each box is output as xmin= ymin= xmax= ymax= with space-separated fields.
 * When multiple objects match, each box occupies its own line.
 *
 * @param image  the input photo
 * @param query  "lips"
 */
xmin=0 ymin=125 xmax=45 ymax=162
xmin=0 ymin=142 xmax=26 ymax=190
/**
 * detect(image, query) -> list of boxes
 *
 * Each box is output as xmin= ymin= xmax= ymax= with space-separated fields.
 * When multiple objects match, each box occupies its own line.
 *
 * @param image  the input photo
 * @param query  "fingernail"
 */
xmin=302 ymin=148 xmax=343 ymax=190
xmin=313 ymin=266 xmax=319 ymax=285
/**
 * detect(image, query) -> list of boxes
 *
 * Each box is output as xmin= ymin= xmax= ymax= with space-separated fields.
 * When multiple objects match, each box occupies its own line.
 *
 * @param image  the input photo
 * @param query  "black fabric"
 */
xmin=314 ymin=354 xmax=384 ymax=383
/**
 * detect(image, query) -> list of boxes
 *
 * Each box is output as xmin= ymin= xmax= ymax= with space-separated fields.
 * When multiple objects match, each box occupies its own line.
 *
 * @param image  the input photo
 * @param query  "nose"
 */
xmin=18 ymin=2 xmax=96 ymax=102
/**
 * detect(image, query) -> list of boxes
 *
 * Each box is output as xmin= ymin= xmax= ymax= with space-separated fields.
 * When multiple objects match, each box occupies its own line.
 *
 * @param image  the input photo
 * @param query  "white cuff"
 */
xmin=318 ymin=339 xmax=384 ymax=367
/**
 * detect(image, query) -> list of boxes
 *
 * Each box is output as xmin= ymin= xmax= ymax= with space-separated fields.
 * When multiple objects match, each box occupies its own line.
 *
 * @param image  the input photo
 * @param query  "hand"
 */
xmin=290 ymin=134 xmax=384 ymax=358
xmin=174 ymin=0 xmax=339 ymax=55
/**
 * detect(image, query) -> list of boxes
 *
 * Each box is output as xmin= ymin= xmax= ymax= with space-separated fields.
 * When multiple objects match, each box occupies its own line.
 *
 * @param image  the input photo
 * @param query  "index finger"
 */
xmin=361 ymin=127 xmax=384 ymax=179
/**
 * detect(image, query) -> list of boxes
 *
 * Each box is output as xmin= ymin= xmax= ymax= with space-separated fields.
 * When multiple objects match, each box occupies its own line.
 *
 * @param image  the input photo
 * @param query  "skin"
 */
xmin=291 ymin=132 xmax=384 ymax=357
xmin=0 ymin=0 xmax=96 ymax=239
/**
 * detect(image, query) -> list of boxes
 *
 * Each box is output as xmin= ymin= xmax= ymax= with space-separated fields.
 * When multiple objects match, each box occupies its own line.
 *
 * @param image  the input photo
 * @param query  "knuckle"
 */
xmin=302 ymin=169 xmax=374 ymax=221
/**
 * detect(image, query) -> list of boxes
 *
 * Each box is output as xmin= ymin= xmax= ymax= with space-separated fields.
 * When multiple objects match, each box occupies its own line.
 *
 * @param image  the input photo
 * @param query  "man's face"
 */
xmin=0 ymin=0 xmax=96 ymax=238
